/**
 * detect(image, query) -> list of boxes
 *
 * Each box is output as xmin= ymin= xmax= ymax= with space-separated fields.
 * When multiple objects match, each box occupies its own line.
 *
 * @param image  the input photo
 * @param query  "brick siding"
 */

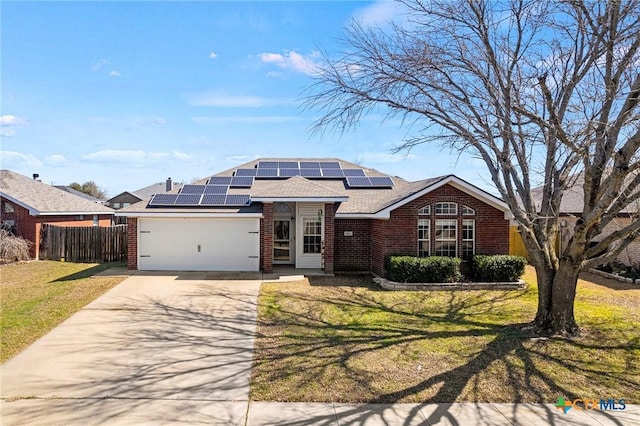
xmin=323 ymin=203 xmax=336 ymax=273
xmin=127 ymin=217 xmax=138 ymax=270
xmin=334 ymin=219 xmax=372 ymax=272
xmin=260 ymin=203 xmax=273 ymax=273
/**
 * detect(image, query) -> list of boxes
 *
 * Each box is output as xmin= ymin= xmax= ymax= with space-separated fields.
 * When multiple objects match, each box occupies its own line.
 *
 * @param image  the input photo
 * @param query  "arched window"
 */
xmin=463 ymin=205 xmax=475 ymax=215
xmin=418 ymin=205 xmax=430 ymax=215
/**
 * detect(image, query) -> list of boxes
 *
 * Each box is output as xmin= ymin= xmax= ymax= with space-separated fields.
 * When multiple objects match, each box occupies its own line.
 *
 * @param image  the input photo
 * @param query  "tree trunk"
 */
xmin=530 ymin=261 xmax=581 ymax=336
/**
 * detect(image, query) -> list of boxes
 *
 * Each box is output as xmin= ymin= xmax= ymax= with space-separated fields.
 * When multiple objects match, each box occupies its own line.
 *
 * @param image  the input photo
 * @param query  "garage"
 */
xmin=138 ymin=217 xmax=260 ymax=271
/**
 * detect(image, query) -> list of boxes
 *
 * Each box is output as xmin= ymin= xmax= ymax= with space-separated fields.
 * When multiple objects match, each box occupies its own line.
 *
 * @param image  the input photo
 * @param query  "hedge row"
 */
xmin=385 ymin=254 xmax=526 ymax=283
xmin=471 ymin=255 xmax=527 ymax=282
xmin=386 ymin=256 xmax=462 ymax=283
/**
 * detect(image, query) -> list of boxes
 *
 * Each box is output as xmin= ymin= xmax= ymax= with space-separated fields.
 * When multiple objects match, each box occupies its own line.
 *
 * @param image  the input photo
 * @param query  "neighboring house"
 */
xmin=0 ymin=170 xmax=115 ymax=258
xmin=54 ymin=185 xmax=105 ymax=204
xmin=531 ymin=175 xmax=640 ymax=266
xmin=106 ymin=178 xmax=184 ymax=210
xmin=117 ymin=158 xmax=512 ymax=275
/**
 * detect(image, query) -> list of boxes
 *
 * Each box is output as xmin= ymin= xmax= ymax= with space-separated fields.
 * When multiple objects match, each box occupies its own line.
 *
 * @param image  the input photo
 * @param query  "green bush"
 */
xmin=472 ymin=255 xmax=526 ymax=282
xmin=387 ymin=256 xmax=462 ymax=283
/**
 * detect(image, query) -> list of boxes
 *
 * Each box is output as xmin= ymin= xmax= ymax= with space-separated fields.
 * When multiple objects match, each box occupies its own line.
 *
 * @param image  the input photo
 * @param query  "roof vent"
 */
xmin=166 ymin=177 xmax=172 ymax=192
xmin=33 ymin=173 xmax=40 ymax=180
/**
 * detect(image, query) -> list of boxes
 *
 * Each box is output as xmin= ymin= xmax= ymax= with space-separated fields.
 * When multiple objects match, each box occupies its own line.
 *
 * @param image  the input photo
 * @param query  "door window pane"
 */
xmin=303 ymin=219 xmax=322 ymax=254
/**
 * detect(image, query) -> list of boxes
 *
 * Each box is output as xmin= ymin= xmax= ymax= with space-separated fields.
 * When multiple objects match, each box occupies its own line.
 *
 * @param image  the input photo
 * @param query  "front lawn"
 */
xmin=0 ymin=261 xmax=126 ymax=363
xmin=251 ymin=267 xmax=640 ymax=403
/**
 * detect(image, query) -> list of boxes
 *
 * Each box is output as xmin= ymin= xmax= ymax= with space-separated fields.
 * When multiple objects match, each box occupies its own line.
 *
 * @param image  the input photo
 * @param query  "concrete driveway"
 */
xmin=0 ymin=273 xmax=262 ymax=425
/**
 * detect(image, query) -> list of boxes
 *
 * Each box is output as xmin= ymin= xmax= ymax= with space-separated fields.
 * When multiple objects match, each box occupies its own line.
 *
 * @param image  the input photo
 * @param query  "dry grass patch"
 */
xmin=251 ymin=267 xmax=640 ymax=403
xmin=1 ymin=261 xmax=126 ymax=362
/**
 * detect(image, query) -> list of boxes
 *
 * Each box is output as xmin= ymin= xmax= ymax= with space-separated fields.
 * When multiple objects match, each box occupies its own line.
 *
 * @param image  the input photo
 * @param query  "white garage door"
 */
xmin=138 ymin=218 xmax=260 ymax=271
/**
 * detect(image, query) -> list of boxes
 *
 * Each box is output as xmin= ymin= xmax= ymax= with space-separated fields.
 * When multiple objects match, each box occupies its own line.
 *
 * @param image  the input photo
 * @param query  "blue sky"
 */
xmin=1 ymin=0 xmax=489 ymax=197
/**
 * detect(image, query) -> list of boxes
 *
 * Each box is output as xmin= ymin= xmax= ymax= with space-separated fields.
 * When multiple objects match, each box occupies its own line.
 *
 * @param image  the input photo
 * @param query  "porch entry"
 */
xmin=272 ymin=202 xmax=324 ymax=269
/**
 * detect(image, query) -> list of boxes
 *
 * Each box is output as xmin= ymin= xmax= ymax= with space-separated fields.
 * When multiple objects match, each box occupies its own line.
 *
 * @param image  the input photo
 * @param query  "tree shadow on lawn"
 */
xmin=252 ymin=284 xmax=639 ymax=425
xmin=52 ymin=262 xmax=125 ymax=282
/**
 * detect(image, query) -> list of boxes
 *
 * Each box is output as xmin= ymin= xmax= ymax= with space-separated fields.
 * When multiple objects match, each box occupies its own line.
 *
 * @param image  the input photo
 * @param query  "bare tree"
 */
xmin=307 ymin=0 xmax=640 ymax=336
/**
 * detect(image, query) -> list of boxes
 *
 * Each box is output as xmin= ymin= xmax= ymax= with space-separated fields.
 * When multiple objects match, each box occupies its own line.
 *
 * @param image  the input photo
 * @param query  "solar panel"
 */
xmin=279 ymin=168 xmax=301 ymax=177
xmin=320 ymin=161 xmax=341 ymax=169
xmin=200 ymin=194 xmax=226 ymax=205
xmin=278 ymin=161 xmax=299 ymax=169
xmin=343 ymin=169 xmax=366 ymax=177
xmin=181 ymin=184 xmax=206 ymax=194
xmin=321 ymin=168 xmax=344 ymax=178
xmin=300 ymin=161 xmax=321 ymax=169
xmin=230 ymin=176 xmax=254 ymax=187
xmin=174 ymin=194 xmax=202 ymax=206
xmin=235 ymin=168 xmax=257 ymax=176
xmin=257 ymin=161 xmax=278 ymax=168
xmin=148 ymin=193 xmax=179 ymax=206
xmin=300 ymin=168 xmax=322 ymax=177
xmin=204 ymin=185 xmax=228 ymax=194
xmin=369 ymin=176 xmax=394 ymax=187
xmin=225 ymin=194 xmax=251 ymax=206
xmin=208 ymin=176 xmax=233 ymax=185
xmin=346 ymin=177 xmax=372 ymax=187
xmin=256 ymin=168 xmax=278 ymax=178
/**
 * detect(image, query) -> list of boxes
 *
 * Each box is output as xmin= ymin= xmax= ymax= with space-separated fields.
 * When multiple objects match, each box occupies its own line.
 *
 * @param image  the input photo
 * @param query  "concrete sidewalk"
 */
xmin=1 ymin=400 xmax=636 ymax=425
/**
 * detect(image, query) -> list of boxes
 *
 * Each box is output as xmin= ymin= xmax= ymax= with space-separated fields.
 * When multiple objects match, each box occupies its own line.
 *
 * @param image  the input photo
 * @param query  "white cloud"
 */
xmin=259 ymin=50 xmax=322 ymax=76
xmin=0 ymin=115 xmax=26 ymax=137
xmin=92 ymin=59 xmax=110 ymax=71
xmin=45 ymin=154 xmax=69 ymax=167
xmin=353 ymin=0 xmax=408 ymax=27
xmin=356 ymin=152 xmax=417 ymax=164
xmin=225 ymin=155 xmax=250 ymax=162
xmin=0 ymin=151 xmax=42 ymax=168
xmin=191 ymin=115 xmax=304 ymax=124
xmin=184 ymin=92 xmax=293 ymax=108
xmin=209 ymin=51 xmax=218 ymax=59
xmin=81 ymin=149 xmax=192 ymax=166
xmin=136 ymin=117 xmax=166 ymax=126
xmin=109 ymin=70 xmax=122 ymax=77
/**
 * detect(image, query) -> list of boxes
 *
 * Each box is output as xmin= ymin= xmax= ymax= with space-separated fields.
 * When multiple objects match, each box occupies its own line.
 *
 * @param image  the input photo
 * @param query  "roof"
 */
xmin=1 ymin=170 xmax=114 ymax=216
xmin=106 ymin=180 xmax=185 ymax=203
xmin=116 ymin=158 xmax=511 ymax=218
xmin=54 ymin=185 xmax=104 ymax=203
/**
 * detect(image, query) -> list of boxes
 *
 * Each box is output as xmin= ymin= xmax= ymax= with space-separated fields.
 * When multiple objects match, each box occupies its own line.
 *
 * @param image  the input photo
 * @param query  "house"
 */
xmin=106 ymin=178 xmax=184 ymax=210
xmin=531 ymin=175 xmax=640 ymax=266
xmin=0 ymin=170 xmax=115 ymax=258
xmin=117 ymin=158 xmax=512 ymax=275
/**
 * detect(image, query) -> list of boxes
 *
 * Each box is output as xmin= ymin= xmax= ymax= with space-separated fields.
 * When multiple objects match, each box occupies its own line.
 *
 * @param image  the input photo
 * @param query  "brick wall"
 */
xmin=323 ymin=203 xmax=336 ymax=273
xmin=127 ymin=217 xmax=138 ymax=270
xmin=260 ymin=203 xmax=273 ymax=273
xmin=370 ymin=184 xmax=510 ymax=276
xmin=334 ymin=219 xmax=372 ymax=272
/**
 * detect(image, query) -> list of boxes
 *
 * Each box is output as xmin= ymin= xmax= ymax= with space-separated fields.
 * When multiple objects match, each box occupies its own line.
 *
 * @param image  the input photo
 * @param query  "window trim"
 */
xmin=418 ymin=205 xmax=430 ymax=215
xmin=463 ymin=205 xmax=475 ymax=215
xmin=417 ymin=219 xmax=430 ymax=257
xmin=434 ymin=219 xmax=457 ymax=257
xmin=435 ymin=202 xmax=458 ymax=215
xmin=462 ymin=219 xmax=475 ymax=260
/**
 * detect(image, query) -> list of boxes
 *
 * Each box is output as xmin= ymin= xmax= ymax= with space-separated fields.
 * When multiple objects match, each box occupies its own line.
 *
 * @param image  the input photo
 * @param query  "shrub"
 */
xmin=387 ymin=256 xmax=462 ymax=283
xmin=472 ymin=255 xmax=526 ymax=282
xmin=0 ymin=229 xmax=31 ymax=262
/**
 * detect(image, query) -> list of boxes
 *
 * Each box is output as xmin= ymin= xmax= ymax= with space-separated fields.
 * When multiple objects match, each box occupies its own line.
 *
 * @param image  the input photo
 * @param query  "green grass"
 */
xmin=251 ymin=267 xmax=640 ymax=403
xmin=0 ymin=261 xmax=126 ymax=363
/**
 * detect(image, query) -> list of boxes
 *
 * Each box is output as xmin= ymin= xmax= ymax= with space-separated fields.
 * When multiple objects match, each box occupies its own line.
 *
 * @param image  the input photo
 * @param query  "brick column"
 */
xmin=323 ymin=203 xmax=335 ymax=273
xmin=261 ymin=203 xmax=273 ymax=273
xmin=127 ymin=217 xmax=138 ymax=270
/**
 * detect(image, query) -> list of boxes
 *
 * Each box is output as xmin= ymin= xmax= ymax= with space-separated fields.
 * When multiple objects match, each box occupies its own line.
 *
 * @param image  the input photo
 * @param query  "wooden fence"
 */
xmin=39 ymin=224 xmax=127 ymax=263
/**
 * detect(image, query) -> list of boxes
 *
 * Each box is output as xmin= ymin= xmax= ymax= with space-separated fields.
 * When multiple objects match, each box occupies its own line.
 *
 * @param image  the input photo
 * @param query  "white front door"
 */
xmin=295 ymin=203 xmax=323 ymax=269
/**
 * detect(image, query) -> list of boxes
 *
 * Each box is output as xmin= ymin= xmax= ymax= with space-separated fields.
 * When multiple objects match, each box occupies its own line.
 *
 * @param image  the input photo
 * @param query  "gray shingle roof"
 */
xmin=117 ymin=158 xmax=507 ymax=216
xmin=131 ymin=181 xmax=184 ymax=199
xmin=54 ymin=185 xmax=104 ymax=203
xmin=1 ymin=170 xmax=114 ymax=215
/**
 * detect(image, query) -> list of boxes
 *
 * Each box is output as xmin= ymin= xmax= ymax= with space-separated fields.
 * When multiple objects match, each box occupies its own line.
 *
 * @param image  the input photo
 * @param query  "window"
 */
xmin=122 ymin=202 xmax=131 ymax=208
xmin=418 ymin=205 xmax=430 ymax=215
xmin=435 ymin=202 xmax=457 ymax=215
xmin=303 ymin=218 xmax=322 ymax=254
xmin=463 ymin=205 xmax=475 ymax=215
xmin=3 ymin=203 xmax=15 ymax=213
xmin=78 ymin=215 xmax=84 ymax=220
xmin=112 ymin=202 xmax=121 ymax=209
xmin=93 ymin=215 xmax=99 ymax=226
xmin=462 ymin=219 xmax=475 ymax=260
xmin=418 ymin=219 xmax=430 ymax=257
xmin=435 ymin=219 xmax=457 ymax=257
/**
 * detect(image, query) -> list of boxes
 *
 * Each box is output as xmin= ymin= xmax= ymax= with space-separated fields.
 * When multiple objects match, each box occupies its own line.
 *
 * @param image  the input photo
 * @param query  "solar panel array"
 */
xmin=147 ymin=160 xmax=394 ymax=207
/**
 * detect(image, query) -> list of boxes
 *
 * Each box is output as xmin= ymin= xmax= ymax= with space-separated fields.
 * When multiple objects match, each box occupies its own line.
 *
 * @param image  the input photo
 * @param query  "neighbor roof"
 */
xmin=54 ymin=185 xmax=104 ymax=203
xmin=1 ymin=170 xmax=114 ymax=216
xmin=116 ymin=158 xmax=510 ymax=218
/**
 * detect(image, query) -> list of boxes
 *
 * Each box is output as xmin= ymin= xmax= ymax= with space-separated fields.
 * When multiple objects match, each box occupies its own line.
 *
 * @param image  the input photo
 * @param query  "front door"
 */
xmin=273 ymin=219 xmax=293 ymax=264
